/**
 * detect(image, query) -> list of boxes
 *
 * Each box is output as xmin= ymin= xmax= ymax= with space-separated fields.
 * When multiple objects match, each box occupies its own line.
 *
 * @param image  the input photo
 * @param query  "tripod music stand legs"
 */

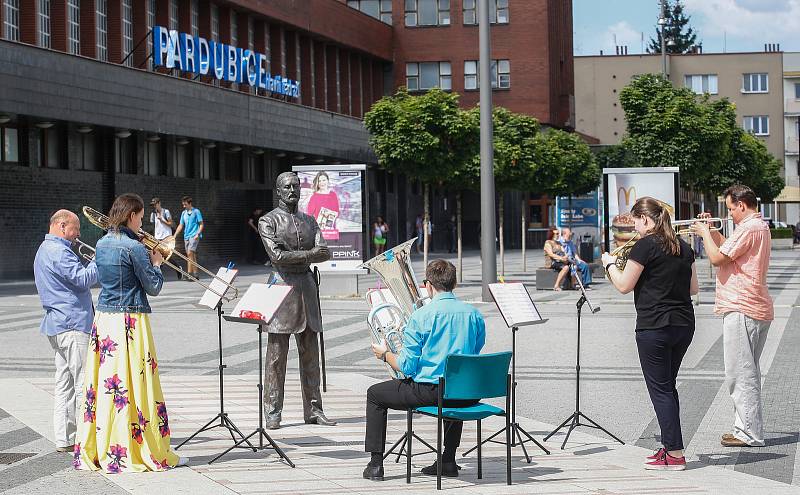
xmin=210 ymin=324 xmax=295 ymax=467
xmin=462 ymin=326 xmax=550 ymax=462
xmin=544 ymin=295 xmax=624 ymax=449
xmin=177 ymin=304 xmax=255 ymax=456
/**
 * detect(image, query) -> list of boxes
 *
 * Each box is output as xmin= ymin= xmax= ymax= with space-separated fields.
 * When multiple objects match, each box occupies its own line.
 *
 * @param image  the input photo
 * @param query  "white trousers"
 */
xmin=48 ymin=330 xmax=89 ymax=448
xmin=723 ymin=312 xmax=771 ymax=446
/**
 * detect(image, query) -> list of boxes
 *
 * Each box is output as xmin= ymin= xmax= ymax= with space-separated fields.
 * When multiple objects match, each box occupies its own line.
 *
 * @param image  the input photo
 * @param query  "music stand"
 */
xmin=176 ymin=267 xmax=255 ymax=457
xmin=462 ymin=283 xmax=550 ymax=463
xmin=210 ymin=283 xmax=295 ymax=466
xmin=543 ymin=264 xmax=624 ymax=449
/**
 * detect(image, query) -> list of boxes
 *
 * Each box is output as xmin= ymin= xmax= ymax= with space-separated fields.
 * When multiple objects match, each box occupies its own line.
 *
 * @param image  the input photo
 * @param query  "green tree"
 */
xmin=648 ymin=0 xmax=700 ymax=54
xmin=594 ymin=142 xmax=641 ymax=169
xmin=364 ymin=88 xmax=473 ymax=266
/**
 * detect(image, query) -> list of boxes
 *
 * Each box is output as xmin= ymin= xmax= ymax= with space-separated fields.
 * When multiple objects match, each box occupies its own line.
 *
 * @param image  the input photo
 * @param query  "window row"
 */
xmin=682 ymin=73 xmax=771 ymax=95
xmin=743 ymin=115 xmax=769 ymax=136
xmin=346 ymin=0 xmax=509 ymax=27
xmin=406 ymin=59 xmax=511 ymax=91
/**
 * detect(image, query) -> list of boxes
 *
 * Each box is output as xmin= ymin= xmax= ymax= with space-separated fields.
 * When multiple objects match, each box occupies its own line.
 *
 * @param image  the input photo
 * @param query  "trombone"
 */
xmin=79 ymin=206 xmax=239 ymax=302
xmin=672 ymin=218 xmax=724 ymax=236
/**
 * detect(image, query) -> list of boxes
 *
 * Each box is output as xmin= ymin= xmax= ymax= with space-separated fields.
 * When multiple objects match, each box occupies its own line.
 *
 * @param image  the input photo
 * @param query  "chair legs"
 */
xmin=406 ymin=410 xmax=413 ymax=484
xmin=477 ymin=419 xmax=482 ymax=479
xmin=436 ymin=414 xmax=443 ymax=490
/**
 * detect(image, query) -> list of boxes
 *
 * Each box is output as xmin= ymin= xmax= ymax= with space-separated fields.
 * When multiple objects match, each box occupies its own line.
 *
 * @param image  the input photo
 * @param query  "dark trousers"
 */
xmin=636 ymin=325 xmax=694 ymax=451
xmin=264 ymin=329 xmax=323 ymax=423
xmin=365 ymin=378 xmax=477 ymax=460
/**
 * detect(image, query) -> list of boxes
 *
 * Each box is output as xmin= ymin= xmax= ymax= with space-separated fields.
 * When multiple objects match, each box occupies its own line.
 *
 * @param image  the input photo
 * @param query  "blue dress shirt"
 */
xmin=396 ymin=292 xmax=486 ymax=384
xmin=33 ymin=234 xmax=98 ymax=336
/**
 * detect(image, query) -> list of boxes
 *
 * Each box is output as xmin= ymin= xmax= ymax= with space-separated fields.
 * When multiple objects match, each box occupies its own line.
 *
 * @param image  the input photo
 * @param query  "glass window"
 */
xmin=169 ymin=0 xmax=178 ymax=30
xmin=122 ymin=0 xmax=133 ymax=66
xmin=77 ymin=133 xmax=97 ymax=171
xmin=40 ymin=128 xmax=63 ymax=169
xmin=795 ymin=82 xmax=800 ymax=99
xmin=406 ymin=62 xmax=450 ymax=90
xmin=225 ymin=150 xmax=242 ymax=181
xmin=200 ymin=147 xmax=220 ymax=180
xmin=145 ymin=140 xmax=164 ymax=175
xmin=96 ymin=0 xmax=108 ymax=61
xmin=464 ymin=59 xmax=509 ymax=89
xmin=496 ymin=59 xmax=510 ymax=88
xmin=3 ymin=0 xmax=20 ymax=41
xmin=67 ymin=0 xmax=80 ymax=54
xmin=348 ymin=0 xmax=392 ymax=24
xmin=175 ymin=142 xmax=193 ymax=178
xmin=230 ymin=10 xmax=237 ymax=46
xmin=464 ymin=60 xmax=477 ymax=90
xmin=190 ymin=0 xmax=199 ymax=37
xmin=684 ymin=74 xmax=718 ymax=95
xmin=146 ymin=0 xmax=155 ymax=68
xmin=743 ymin=115 xmax=769 ymax=136
xmin=463 ymin=0 xmax=507 ymax=25
xmin=1 ymin=127 xmax=19 ymax=163
xmin=116 ymin=136 xmax=135 ymax=174
xmin=38 ymin=0 xmax=51 ymax=48
xmin=742 ymin=73 xmax=768 ymax=93
xmin=210 ymin=3 xmax=219 ymax=41
xmin=405 ymin=0 xmax=449 ymax=27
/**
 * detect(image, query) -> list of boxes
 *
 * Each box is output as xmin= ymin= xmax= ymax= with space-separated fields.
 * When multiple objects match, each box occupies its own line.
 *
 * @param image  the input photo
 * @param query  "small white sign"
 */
xmin=230 ymin=283 xmax=293 ymax=324
xmin=488 ymin=283 xmax=546 ymax=328
xmin=198 ymin=267 xmax=239 ymax=309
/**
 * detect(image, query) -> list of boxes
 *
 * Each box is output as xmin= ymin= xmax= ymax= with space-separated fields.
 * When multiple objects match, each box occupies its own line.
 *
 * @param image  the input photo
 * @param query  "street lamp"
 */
xmin=479 ymin=0 xmax=497 ymax=301
xmin=659 ymin=0 xmax=668 ymax=77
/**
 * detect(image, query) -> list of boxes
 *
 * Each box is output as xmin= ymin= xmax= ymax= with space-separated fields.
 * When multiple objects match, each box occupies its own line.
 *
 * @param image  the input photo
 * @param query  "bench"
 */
xmin=535 ymin=267 xmax=574 ymax=290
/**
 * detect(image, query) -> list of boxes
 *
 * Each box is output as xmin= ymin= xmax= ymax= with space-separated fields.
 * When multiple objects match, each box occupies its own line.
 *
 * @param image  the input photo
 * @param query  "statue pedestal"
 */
xmin=317 ymin=270 xmax=376 ymax=297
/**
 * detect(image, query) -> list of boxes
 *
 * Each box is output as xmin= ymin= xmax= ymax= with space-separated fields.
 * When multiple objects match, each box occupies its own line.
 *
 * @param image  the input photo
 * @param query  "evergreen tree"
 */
xmin=648 ymin=0 xmax=699 ymax=54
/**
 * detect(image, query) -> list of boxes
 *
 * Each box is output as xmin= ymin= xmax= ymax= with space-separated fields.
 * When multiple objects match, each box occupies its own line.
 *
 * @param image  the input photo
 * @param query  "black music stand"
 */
xmin=543 ymin=265 xmax=624 ymax=449
xmin=210 ymin=317 xmax=295 ymax=467
xmin=176 ymin=268 xmax=255 ymax=458
xmin=462 ymin=283 xmax=550 ymax=463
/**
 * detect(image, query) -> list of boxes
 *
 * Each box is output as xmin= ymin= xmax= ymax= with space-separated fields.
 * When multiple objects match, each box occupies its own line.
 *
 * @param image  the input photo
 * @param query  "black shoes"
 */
xmin=305 ymin=412 xmax=337 ymax=426
xmin=420 ymin=461 xmax=460 ymax=478
xmin=363 ymin=463 xmax=385 ymax=481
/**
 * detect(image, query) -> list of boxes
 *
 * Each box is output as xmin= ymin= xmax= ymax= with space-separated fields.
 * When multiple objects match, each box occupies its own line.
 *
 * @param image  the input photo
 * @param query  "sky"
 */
xmin=573 ymin=0 xmax=800 ymax=56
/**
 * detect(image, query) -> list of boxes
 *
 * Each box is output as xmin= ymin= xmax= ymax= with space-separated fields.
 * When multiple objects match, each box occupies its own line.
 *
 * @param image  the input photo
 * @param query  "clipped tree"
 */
xmin=364 ymin=88 xmax=473 ymax=266
xmin=648 ymin=0 xmax=700 ymax=54
xmin=619 ymin=73 xmax=735 ymax=213
xmin=491 ymin=107 xmax=540 ymax=277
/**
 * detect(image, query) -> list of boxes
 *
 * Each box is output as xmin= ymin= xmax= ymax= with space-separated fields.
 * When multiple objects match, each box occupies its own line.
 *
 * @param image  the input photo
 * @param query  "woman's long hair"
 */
xmin=312 ymin=171 xmax=330 ymax=192
xmin=630 ymin=196 xmax=680 ymax=256
xmin=107 ymin=193 xmax=145 ymax=229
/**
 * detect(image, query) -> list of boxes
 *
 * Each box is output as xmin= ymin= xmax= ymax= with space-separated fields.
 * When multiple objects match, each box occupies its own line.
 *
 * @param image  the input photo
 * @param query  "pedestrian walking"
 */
xmin=149 ymin=198 xmax=178 ymax=279
xmin=174 ymin=196 xmax=203 ymax=280
xmin=33 ymin=209 xmax=99 ymax=453
xmin=74 ymin=193 xmax=187 ymax=472
xmin=372 ymin=216 xmax=389 ymax=255
xmin=415 ymin=214 xmax=424 ymax=253
xmin=692 ymin=184 xmax=773 ymax=447
xmin=603 ymin=197 xmax=698 ymax=471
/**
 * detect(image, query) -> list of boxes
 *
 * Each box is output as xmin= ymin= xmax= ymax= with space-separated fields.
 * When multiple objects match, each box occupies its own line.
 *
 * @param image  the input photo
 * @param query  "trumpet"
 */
xmin=672 ymin=218 xmax=724 ymax=236
xmin=80 ymin=206 xmax=239 ymax=302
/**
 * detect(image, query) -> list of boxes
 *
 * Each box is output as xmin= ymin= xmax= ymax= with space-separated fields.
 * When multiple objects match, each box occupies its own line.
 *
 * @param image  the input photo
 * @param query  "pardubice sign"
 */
xmin=153 ymin=26 xmax=300 ymax=98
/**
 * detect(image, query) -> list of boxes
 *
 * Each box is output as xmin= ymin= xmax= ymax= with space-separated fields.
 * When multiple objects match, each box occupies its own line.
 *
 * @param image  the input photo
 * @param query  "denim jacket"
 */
xmin=95 ymin=227 xmax=163 ymax=313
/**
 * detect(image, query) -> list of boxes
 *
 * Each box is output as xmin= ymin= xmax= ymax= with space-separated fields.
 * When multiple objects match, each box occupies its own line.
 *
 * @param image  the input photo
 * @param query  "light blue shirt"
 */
xmin=180 ymin=207 xmax=203 ymax=239
xmin=396 ymin=292 xmax=486 ymax=384
xmin=33 ymin=234 xmax=98 ymax=336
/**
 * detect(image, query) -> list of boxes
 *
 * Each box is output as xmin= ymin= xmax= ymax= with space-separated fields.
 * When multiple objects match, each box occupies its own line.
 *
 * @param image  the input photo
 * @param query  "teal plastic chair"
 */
xmin=411 ymin=352 xmax=513 ymax=489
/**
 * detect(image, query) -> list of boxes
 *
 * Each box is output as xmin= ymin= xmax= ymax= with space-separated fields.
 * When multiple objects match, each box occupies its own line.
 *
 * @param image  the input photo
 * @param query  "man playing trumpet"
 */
xmin=363 ymin=260 xmax=486 ymax=481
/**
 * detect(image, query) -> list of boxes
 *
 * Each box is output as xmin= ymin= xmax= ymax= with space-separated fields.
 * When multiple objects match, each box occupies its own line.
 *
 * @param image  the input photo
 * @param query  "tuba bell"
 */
xmin=360 ymin=238 xmax=428 ymax=379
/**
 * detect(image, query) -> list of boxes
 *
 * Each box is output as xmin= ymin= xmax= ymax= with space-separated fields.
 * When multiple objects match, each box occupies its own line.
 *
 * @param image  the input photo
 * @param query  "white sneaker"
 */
xmin=177 ymin=456 xmax=189 ymax=467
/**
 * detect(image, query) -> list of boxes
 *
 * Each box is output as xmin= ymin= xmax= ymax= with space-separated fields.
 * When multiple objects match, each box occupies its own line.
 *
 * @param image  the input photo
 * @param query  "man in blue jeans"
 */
xmin=561 ymin=227 xmax=592 ymax=288
xmin=174 ymin=195 xmax=204 ymax=279
xmin=33 ymin=209 xmax=98 ymax=452
xmin=363 ymin=259 xmax=486 ymax=481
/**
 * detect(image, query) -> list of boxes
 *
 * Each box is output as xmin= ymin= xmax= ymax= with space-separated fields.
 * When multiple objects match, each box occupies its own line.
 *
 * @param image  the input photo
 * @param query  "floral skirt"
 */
xmin=74 ymin=311 xmax=178 ymax=473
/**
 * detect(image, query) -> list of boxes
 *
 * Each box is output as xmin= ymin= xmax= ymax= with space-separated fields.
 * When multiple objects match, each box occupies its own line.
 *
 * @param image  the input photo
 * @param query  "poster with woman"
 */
xmin=293 ymin=164 xmax=366 ymax=270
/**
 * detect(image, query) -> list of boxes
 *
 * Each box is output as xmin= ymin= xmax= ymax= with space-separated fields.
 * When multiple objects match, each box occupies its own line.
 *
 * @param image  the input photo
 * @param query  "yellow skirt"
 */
xmin=74 ymin=311 xmax=179 ymax=473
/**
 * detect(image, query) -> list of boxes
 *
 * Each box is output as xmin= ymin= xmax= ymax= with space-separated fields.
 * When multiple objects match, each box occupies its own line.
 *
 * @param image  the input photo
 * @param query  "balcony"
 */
xmin=786 ymin=98 xmax=800 ymax=115
xmin=788 ymin=136 xmax=800 ymax=156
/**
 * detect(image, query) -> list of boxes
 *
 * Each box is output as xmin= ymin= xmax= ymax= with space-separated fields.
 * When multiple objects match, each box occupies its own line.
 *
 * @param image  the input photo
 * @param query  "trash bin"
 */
xmin=580 ymin=235 xmax=594 ymax=262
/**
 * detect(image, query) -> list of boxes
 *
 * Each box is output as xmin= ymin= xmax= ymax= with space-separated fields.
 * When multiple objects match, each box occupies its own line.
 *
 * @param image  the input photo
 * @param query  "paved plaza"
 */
xmin=2 ymin=248 xmax=800 ymax=494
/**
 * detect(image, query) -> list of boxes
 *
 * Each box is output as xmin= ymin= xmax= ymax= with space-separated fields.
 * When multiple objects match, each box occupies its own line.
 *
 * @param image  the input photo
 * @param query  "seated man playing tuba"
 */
xmin=363 ymin=259 xmax=486 ymax=481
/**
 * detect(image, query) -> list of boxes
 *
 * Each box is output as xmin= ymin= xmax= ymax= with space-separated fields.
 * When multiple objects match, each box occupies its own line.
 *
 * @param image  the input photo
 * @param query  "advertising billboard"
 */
xmin=292 ymin=164 xmax=366 ymax=271
xmin=602 ymin=167 xmax=680 ymax=252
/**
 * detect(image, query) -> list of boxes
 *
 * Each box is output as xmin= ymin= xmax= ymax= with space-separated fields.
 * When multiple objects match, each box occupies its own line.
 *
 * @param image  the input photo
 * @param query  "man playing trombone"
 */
xmin=363 ymin=260 xmax=486 ymax=481
xmin=33 ymin=209 xmax=98 ymax=453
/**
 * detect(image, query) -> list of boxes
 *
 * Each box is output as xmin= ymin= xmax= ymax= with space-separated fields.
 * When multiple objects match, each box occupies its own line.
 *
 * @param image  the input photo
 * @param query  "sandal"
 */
xmin=553 ymin=286 xmax=563 ymax=291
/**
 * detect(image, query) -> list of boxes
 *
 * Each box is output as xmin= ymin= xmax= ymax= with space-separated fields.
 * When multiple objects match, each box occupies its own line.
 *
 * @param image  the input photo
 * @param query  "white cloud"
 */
xmin=600 ymin=21 xmax=646 ymax=54
xmin=684 ymin=0 xmax=800 ymax=46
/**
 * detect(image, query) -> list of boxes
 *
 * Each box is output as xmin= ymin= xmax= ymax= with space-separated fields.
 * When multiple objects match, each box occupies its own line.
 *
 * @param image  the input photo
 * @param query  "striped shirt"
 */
xmin=714 ymin=214 xmax=774 ymax=321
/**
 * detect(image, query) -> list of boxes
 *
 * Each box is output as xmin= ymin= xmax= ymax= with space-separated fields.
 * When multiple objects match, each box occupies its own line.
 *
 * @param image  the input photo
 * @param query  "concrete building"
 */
xmin=575 ymin=50 xmax=788 ymax=219
xmin=782 ymin=52 xmax=800 ymax=226
xmin=0 ymin=0 xmax=574 ymax=278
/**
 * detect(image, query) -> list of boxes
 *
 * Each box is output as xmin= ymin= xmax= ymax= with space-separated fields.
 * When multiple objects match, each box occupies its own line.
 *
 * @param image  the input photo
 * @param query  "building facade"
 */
xmin=575 ymin=51 xmax=788 ymax=219
xmin=782 ymin=52 xmax=800 ymax=225
xmin=1 ymin=0 xmax=573 ymax=278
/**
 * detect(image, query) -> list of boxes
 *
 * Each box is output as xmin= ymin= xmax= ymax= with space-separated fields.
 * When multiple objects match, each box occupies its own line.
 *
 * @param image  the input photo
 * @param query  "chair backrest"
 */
xmin=442 ymin=352 xmax=512 ymax=400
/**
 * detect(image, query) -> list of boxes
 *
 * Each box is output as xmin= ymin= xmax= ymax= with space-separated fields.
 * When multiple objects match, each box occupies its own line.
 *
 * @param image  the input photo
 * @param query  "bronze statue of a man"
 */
xmin=258 ymin=172 xmax=336 ymax=429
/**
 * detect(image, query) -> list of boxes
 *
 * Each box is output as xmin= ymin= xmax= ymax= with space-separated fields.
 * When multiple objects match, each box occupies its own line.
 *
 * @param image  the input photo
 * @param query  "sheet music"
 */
xmin=230 ymin=283 xmax=293 ymax=324
xmin=198 ymin=267 xmax=238 ymax=309
xmin=488 ymin=283 xmax=545 ymax=328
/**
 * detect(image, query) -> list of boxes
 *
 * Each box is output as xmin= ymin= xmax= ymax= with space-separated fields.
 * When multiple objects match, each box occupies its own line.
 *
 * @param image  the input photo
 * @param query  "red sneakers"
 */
xmin=644 ymin=451 xmax=686 ymax=471
xmin=646 ymin=448 xmax=665 ymax=461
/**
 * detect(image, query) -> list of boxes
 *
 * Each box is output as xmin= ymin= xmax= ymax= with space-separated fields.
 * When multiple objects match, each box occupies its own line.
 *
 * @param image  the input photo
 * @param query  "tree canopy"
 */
xmin=648 ymin=0 xmax=700 ymax=54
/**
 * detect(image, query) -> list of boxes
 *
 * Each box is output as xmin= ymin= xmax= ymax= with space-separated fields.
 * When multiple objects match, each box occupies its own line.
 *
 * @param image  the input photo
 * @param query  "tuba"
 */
xmin=360 ymin=238 xmax=428 ymax=379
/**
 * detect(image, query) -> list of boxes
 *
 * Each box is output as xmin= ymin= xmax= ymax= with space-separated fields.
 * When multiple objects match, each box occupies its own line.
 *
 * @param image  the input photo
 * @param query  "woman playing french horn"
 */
xmin=601 ymin=197 xmax=698 ymax=471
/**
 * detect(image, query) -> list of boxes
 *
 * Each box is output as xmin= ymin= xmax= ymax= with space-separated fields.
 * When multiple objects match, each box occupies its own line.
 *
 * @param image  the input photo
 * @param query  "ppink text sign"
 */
xmin=153 ymin=26 xmax=300 ymax=98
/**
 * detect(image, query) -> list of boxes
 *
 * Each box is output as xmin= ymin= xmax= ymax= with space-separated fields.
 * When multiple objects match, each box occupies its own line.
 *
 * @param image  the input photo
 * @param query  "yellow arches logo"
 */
xmin=618 ymin=186 xmax=637 ymax=207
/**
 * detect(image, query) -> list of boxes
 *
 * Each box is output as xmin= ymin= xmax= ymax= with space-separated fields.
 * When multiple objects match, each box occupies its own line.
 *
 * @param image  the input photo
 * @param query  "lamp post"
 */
xmin=659 ymin=0 xmax=668 ymax=77
xmin=479 ymin=0 xmax=497 ymax=301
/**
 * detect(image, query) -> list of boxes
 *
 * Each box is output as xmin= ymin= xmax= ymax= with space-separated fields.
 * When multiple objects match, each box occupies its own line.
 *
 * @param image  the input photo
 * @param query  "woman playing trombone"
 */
xmin=602 ymin=197 xmax=698 ymax=471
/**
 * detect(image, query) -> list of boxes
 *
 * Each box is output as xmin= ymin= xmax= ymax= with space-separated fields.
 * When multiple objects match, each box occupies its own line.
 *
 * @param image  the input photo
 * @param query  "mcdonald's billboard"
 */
xmin=602 ymin=167 xmax=680 ymax=252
